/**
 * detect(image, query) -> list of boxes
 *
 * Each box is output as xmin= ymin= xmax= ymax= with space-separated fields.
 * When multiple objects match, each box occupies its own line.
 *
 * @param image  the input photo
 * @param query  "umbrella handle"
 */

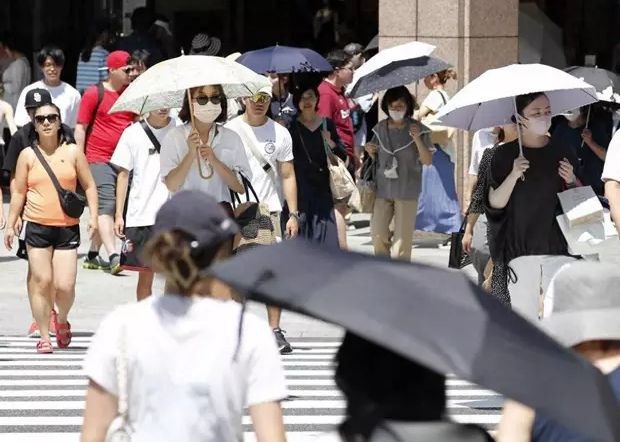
xmin=580 ymin=105 xmax=592 ymax=149
xmin=187 ymin=88 xmax=214 ymax=180
xmin=513 ymin=97 xmax=526 ymax=181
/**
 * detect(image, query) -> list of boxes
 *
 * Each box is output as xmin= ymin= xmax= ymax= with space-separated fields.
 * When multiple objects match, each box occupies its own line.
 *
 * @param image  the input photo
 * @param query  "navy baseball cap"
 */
xmin=153 ymin=190 xmax=238 ymax=254
xmin=24 ymin=88 xmax=52 ymax=109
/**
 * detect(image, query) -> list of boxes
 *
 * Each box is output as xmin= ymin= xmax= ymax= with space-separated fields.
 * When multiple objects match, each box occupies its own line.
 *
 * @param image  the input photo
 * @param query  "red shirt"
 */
xmin=317 ymin=80 xmax=355 ymax=158
xmin=77 ymin=85 xmax=135 ymax=163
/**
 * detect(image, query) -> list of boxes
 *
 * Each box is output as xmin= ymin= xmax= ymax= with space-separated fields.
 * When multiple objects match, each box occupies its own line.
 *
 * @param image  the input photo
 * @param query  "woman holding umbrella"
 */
xmin=160 ymin=84 xmax=250 ymax=210
xmin=365 ymin=86 xmax=434 ymax=261
xmin=486 ymin=92 xmax=579 ymax=322
xmin=289 ymin=83 xmax=347 ymax=247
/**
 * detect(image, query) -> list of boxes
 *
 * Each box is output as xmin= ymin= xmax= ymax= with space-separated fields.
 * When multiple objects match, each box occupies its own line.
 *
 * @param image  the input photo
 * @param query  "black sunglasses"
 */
xmin=34 ymin=114 xmax=59 ymax=125
xmin=194 ymin=95 xmax=222 ymax=105
xmin=121 ymin=67 xmax=133 ymax=74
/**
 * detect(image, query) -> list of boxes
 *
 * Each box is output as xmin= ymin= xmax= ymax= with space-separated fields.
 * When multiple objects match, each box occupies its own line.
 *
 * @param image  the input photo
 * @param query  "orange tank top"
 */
xmin=23 ymin=146 xmax=79 ymax=226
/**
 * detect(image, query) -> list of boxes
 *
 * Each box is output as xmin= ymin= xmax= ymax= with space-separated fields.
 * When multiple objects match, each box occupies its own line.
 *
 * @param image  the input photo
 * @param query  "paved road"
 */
xmin=0 ymin=335 xmax=502 ymax=441
xmin=0 ymin=208 xmax=494 ymax=439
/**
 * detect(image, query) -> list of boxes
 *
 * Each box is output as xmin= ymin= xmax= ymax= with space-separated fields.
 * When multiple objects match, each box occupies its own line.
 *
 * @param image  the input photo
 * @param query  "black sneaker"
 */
xmin=273 ymin=328 xmax=292 ymax=354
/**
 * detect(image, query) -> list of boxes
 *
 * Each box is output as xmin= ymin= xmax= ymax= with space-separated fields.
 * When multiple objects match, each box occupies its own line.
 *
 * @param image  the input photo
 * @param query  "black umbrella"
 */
xmin=210 ymin=240 xmax=620 ymax=441
xmin=348 ymin=56 xmax=452 ymax=98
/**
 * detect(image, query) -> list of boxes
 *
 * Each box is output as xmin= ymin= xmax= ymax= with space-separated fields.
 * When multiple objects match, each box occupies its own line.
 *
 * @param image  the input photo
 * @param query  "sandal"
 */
xmin=36 ymin=338 xmax=53 ymax=354
xmin=56 ymin=322 xmax=72 ymax=349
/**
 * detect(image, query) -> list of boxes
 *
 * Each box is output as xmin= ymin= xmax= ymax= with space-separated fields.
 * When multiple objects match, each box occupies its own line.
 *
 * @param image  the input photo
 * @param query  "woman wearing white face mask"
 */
xmin=160 ymin=85 xmax=249 ymax=211
xmin=551 ymin=106 xmax=610 ymax=195
xmin=364 ymin=86 xmax=434 ymax=261
xmin=486 ymin=92 xmax=580 ymax=322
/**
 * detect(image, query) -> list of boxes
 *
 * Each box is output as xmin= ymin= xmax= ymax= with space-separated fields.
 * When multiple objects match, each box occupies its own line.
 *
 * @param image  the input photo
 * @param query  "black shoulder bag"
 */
xmin=32 ymin=145 xmax=86 ymax=219
xmin=448 ymin=209 xmax=472 ymax=270
xmin=139 ymin=120 xmax=161 ymax=154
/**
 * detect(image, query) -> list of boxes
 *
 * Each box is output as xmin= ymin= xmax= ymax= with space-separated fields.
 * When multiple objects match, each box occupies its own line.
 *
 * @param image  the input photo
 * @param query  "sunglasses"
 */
xmin=121 ymin=67 xmax=133 ymax=74
xmin=34 ymin=114 xmax=59 ymax=125
xmin=194 ymin=95 xmax=223 ymax=105
xmin=248 ymin=93 xmax=271 ymax=104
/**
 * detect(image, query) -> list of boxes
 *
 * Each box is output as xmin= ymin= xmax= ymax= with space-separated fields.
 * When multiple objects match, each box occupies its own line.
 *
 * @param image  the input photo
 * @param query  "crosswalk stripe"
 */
xmin=0 ymin=335 xmax=501 ymax=437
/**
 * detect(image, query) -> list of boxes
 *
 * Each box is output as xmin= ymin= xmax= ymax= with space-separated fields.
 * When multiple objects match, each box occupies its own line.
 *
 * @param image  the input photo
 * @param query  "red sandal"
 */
xmin=55 ymin=322 xmax=72 ymax=349
xmin=36 ymin=338 xmax=53 ymax=354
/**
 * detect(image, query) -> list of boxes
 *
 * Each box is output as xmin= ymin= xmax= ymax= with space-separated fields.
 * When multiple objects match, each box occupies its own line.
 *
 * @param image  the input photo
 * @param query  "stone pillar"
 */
xmin=379 ymin=0 xmax=519 ymax=208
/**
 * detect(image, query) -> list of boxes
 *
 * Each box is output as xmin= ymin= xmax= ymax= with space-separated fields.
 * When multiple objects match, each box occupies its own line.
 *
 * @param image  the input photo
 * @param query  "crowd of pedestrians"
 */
xmin=1 ymin=6 xmax=620 ymax=441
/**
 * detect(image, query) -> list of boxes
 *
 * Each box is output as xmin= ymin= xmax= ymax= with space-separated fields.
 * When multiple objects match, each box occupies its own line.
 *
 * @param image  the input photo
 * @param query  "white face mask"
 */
xmin=194 ymin=102 xmax=221 ymax=123
xmin=520 ymin=115 xmax=551 ymax=136
xmin=389 ymin=110 xmax=406 ymax=121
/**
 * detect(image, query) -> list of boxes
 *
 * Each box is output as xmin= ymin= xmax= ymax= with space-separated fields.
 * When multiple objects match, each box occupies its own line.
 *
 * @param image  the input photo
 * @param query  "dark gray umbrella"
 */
xmin=210 ymin=240 xmax=620 ymax=441
xmin=564 ymin=66 xmax=620 ymax=102
xmin=348 ymin=56 xmax=452 ymax=98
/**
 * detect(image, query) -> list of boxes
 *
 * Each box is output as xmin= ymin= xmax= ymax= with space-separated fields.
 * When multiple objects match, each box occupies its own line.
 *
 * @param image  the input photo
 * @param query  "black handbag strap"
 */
xmin=139 ymin=120 xmax=161 ymax=153
xmin=230 ymin=171 xmax=260 ymax=209
xmin=31 ymin=143 xmax=66 ymax=197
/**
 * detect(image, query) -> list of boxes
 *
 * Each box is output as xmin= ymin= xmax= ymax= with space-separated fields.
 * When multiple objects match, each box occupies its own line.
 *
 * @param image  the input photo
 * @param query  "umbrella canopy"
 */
xmin=434 ymin=63 xmax=597 ymax=131
xmin=210 ymin=240 xmax=620 ymax=441
xmin=236 ymin=45 xmax=332 ymax=74
xmin=564 ymin=66 xmax=620 ymax=103
xmin=110 ymin=55 xmax=270 ymax=115
xmin=348 ymin=55 xmax=452 ymax=98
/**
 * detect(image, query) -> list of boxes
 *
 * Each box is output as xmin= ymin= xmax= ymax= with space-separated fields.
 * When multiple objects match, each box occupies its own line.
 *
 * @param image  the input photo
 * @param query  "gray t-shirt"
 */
xmin=370 ymin=118 xmax=431 ymax=201
xmin=2 ymin=57 xmax=31 ymax=111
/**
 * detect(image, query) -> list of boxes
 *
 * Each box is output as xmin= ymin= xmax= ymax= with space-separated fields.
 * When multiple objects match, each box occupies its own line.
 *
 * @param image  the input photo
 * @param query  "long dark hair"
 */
xmin=178 ymin=85 xmax=228 ymax=124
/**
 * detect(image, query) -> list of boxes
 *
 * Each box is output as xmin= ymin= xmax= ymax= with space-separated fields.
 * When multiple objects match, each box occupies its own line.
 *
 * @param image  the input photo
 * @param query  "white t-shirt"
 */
xmin=14 ymin=80 xmax=81 ymax=128
xmin=84 ymin=295 xmax=288 ymax=442
xmin=602 ymin=130 xmax=620 ymax=182
xmin=421 ymin=89 xmax=450 ymax=114
xmin=160 ymin=123 xmax=252 ymax=203
xmin=225 ymin=117 xmax=294 ymax=212
xmin=468 ymin=128 xmax=497 ymax=175
xmin=110 ymin=118 xmax=178 ymax=227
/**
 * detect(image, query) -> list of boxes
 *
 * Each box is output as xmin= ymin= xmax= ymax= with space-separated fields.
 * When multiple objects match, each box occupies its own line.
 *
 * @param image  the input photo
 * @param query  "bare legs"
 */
xmin=334 ymin=203 xmax=348 ymax=250
xmin=52 ymin=249 xmax=77 ymax=324
xmin=97 ymin=214 xmax=117 ymax=258
xmin=26 ymin=247 xmax=54 ymax=340
xmin=136 ymin=271 xmax=154 ymax=301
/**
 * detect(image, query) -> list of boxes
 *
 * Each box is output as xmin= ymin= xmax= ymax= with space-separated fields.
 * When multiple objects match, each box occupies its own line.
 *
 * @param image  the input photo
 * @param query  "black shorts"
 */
xmin=22 ymin=221 xmax=80 ymax=250
xmin=120 ymin=226 xmax=154 ymax=271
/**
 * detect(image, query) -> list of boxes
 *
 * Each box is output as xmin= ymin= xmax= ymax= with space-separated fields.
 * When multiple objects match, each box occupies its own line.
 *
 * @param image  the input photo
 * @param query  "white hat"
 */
xmin=543 ymin=261 xmax=620 ymax=347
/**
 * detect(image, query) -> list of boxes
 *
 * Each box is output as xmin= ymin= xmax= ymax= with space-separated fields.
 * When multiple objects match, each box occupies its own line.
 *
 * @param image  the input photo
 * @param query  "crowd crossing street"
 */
xmin=0 ymin=335 xmax=502 ymax=441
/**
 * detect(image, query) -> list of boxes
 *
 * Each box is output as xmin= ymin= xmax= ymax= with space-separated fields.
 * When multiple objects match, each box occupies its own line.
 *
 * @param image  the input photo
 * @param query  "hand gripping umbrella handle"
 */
xmin=187 ymin=88 xmax=214 ymax=180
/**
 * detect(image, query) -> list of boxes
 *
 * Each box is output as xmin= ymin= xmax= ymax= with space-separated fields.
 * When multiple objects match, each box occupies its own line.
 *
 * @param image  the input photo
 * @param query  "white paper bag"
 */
xmin=557 ymin=186 xmax=604 ymax=227
xmin=556 ymin=212 xmax=619 ymax=257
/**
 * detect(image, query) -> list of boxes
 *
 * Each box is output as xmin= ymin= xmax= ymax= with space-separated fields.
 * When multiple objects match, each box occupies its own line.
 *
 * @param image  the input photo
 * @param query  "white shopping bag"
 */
xmin=557 ymin=186 xmax=604 ymax=227
xmin=556 ymin=211 xmax=619 ymax=257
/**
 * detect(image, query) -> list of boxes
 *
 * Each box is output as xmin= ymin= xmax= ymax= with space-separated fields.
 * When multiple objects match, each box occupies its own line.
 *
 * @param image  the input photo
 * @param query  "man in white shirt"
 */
xmin=14 ymin=46 xmax=81 ymax=128
xmin=110 ymin=109 xmax=177 ymax=300
xmin=226 ymin=86 xmax=299 ymax=354
xmin=603 ymin=130 xmax=620 ymax=234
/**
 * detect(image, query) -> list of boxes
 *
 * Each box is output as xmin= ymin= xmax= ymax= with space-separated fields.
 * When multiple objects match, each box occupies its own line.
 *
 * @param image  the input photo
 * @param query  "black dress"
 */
xmin=288 ymin=117 xmax=347 ymax=248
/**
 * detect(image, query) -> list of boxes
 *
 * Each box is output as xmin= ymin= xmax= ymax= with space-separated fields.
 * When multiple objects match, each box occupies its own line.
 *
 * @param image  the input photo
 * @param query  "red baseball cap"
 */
xmin=107 ymin=50 xmax=132 ymax=70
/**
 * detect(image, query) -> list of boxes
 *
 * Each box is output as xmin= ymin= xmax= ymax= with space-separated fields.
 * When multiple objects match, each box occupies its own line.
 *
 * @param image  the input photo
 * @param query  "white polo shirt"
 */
xmin=225 ymin=116 xmax=294 ymax=212
xmin=14 ymin=81 xmax=81 ymax=128
xmin=160 ymin=123 xmax=252 ymax=203
xmin=110 ymin=118 xmax=178 ymax=227
xmin=602 ymin=130 xmax=620 ymax=182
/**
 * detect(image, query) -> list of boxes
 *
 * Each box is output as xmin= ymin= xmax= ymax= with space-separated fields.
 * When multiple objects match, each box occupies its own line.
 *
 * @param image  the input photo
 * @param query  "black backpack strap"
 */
xmin=84 ymin=82 xmax=105 ymax=148
xmin=139 ymin=120 xmax=161 ymax=153
xmin=31 ymin=144 xmax=64 ymax=196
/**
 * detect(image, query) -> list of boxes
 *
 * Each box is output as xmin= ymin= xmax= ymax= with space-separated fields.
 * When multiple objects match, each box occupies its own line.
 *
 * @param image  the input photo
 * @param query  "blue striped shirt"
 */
xmin=76 ymin=46 xmax=109 ymax=94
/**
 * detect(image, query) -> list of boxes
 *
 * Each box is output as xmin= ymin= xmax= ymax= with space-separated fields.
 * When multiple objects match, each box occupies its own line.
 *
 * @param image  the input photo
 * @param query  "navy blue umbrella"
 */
xmin=237 ymin=45 xmax=332 ymax=74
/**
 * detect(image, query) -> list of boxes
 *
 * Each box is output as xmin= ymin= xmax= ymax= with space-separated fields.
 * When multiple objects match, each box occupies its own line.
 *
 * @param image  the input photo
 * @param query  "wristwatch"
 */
xmin=289 ymin=211 xmax=300 ymax=220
